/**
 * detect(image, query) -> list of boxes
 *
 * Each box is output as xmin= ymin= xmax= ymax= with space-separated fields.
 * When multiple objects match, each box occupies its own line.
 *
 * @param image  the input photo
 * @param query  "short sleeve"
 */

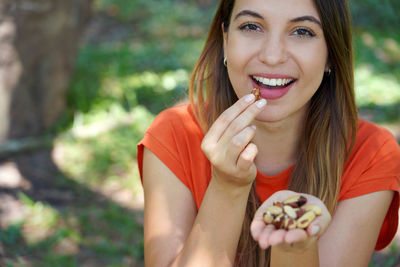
xmin=341 ymin=137 xmax=400 ymax=199
xmin=340 ymin=125 xmax=400 ymax=250
xmin=137 ymin=104 xmax=208 ymax=200
xmin=137 ymin=106 xmax=190 ymax=190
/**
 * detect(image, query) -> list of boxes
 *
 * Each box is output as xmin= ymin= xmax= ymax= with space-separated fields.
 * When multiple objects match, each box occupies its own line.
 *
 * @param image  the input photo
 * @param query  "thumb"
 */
xmin=308 ymin=224 xmax=320 ymax=236
xmin=307 ymin=211 xmax=331 ymax=238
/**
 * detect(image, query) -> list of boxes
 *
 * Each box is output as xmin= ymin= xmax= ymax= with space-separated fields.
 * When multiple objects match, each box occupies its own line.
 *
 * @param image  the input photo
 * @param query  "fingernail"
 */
xmin=256 ymin=99 xmax=267 ymax=108
xmin=245 ymin=94 xmax=255 ymax=103
xmin=310 ymin=225 xmax=320 ymax=236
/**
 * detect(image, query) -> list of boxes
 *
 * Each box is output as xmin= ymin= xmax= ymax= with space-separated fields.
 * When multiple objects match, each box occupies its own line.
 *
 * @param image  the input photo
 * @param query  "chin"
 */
xmin=254 ymin=112 xmax=284 ymax=123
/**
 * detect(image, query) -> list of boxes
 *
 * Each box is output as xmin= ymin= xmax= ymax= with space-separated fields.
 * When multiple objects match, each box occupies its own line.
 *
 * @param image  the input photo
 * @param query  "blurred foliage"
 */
xmin=350 ymin=0 xmax=400 ymax=30
xmin=4 ymin=0 xmax=400 ymax=266
xmin=3 ymin=193 xmax=143 ymax=267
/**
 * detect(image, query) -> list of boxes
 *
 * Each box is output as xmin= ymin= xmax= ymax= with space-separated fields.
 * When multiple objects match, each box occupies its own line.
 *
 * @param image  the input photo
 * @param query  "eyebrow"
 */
xmin=234 ymin=10 xmax=322 ymax=28
xmin=234 ymin=10 xmax=264 ymax=20
xmin=290 ymin=16 xmax=322 ymax=27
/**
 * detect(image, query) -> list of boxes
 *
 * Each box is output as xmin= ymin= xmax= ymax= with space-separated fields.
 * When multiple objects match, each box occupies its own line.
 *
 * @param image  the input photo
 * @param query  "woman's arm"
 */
xmin=143 ymin=147 xmax=251 ymax=267
xmin=142 ymin=147 xmax=197 ymax=266
xmin=318 ymin=190 xmax=394 ymax=267
xmin=143 ymin=94 xmax=267 ymax=267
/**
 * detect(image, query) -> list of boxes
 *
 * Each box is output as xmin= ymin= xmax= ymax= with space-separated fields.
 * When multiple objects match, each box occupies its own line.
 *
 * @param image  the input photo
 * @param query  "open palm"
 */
xmin=250 ymin=190 xmax=332 ymax=252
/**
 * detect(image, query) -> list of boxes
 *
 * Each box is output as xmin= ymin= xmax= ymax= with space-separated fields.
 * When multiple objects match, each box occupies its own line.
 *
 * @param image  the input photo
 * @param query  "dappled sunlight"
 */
xmin=100 ymin=69 xmax=189 ymax=94
xmin=52 ymin=105 xmax=151 ymax=212
xmin=2 ymin=0 xmax=400 ymax=266
xmin=383 ymin=38 xmax=400 ymax=60
xmin=1 ymin=191 xmax=143 ymax=266
xmin=0 ymin=105 xmax=149 ymax=265
xmin=1 ymin=194 xmax=81 ymax=263
xmin=355 ymin=65 xmax=400 ymax=106
xmin=361 ymin=32 xmax=375 ymax=48
xmin=19 ymin=194 xmax=60 ymax=244
xmin=0 ymin=162 xmax=31 ymax=190
xmin=361 ymin=31 xmax=400 ymax=64
xmin=357 ymin=30 xmax=400 ymax=65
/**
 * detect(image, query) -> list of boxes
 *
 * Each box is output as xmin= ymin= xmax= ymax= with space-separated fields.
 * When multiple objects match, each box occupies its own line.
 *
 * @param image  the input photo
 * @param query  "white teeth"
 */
xmin=253 ymin=76 xmax=293 ymax=87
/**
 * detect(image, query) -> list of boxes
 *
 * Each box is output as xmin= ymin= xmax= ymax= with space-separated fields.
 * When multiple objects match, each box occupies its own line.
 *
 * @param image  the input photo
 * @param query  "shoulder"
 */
xmin=356 ymin=119 xmax=398 ymax=147
xmin=350 ymin=119 xmax=400 ymax=162
xmin=137 ymin=103 xmax=208 ymax=193
xmin=340 ymin=119 xmax=400 ymax=249
xmin=340 ymin=119 xmax=400 ymax=199
xmin=147 ymin=104 xmax=203 ymax=137
xmin=350 ymin=119 xmax=400 ymax=168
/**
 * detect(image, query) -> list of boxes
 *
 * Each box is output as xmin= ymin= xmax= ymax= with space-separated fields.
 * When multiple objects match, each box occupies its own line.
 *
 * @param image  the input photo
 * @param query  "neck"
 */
xmin=252 ymin=113 xmax=305 ymax=176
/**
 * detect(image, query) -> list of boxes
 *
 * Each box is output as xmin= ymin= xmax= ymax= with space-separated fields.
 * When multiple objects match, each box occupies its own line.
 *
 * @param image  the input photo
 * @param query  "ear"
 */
xmin=222 ymin=23 xmax=228 ymax=58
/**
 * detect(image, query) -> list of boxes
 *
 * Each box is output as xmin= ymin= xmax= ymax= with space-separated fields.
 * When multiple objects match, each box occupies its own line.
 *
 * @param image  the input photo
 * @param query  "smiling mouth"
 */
xmin=252 ymin=75 xmax=296 ymax=89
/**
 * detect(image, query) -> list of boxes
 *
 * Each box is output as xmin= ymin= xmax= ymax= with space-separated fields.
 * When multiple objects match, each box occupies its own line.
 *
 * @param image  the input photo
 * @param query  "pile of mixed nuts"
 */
xmin=263 ymin=195 xmax=322 ymax=231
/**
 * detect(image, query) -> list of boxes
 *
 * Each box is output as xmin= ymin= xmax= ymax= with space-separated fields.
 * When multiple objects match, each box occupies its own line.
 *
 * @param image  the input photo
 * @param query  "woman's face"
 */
xmin=223 ymin=0 xmax=329 ymax=123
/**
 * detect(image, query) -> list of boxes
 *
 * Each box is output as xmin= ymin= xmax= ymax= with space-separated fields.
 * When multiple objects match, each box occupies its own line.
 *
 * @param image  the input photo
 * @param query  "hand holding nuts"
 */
xmin=263 ymin=195 xmax=322 ymax=231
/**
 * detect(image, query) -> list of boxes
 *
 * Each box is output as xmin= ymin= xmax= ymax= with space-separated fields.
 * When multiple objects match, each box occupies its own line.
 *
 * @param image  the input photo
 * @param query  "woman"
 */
xmin=137 ymin=0 xmax=400 ymax=266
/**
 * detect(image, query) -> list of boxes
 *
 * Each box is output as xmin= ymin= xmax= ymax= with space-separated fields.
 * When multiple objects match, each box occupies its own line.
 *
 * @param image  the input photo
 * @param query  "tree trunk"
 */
xmin=0 ymin=0 xmax=92 ymax=143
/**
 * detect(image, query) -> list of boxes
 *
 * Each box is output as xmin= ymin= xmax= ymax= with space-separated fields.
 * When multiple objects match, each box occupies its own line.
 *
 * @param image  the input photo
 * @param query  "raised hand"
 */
xmin=201 ymin=93 xmax=267 ymax=188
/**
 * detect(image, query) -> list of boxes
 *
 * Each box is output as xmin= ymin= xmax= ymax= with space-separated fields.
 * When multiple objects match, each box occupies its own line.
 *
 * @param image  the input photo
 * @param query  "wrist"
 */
xmin=210 ymin=175 xmax=253 ymax=200
xmin=271 ymin=239 xmax=319 ymax=267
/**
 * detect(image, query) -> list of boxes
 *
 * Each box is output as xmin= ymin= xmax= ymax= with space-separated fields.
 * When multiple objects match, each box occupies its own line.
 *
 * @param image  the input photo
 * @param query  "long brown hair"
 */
xmin=189 ymin=0 xmax=358 ymax=266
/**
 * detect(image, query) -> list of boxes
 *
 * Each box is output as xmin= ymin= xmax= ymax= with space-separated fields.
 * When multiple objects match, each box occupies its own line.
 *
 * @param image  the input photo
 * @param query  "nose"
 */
xmin=258 ymin=34 xmax=288 ymax=66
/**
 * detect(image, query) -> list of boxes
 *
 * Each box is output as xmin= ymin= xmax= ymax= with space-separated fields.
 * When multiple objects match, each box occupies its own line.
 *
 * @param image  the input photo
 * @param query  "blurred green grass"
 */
xmin=3 ymin=0 xmax=400 ymax=266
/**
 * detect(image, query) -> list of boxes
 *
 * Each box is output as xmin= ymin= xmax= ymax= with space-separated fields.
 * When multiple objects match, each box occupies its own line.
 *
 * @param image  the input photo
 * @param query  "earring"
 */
xmin=223 ymin=57 xmax=227 ymax=67
xmin=326 ymin=68 xmax=332 ymax=76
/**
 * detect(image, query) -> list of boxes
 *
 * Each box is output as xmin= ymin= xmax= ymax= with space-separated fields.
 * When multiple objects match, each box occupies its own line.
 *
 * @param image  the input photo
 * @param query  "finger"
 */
xmin=257 ymin=224 xmax=276 ymax=249
xmin=236 ymin=142 xmax=258 ymax=171
xmin=251 ymin=217 xmax=266 ymax=241
xmin=229 ymin=125 xmax=257 ymax=155
xmin=224 ymin=125 xmax=257 ymax=163
xmin=219 ymin=98 xmax=267 ymax=143
xmin=268 ymin=229 xmax=286 ymax=247
xmin=204 ymin=94 xmax=255 ymax=144
xmin=284 ymin=229 xmax=308 ymax=244
xmin=305 ymin=207 xmax=331 ymax=237
xmin=307 ymin=224 xmax=321 ymax=237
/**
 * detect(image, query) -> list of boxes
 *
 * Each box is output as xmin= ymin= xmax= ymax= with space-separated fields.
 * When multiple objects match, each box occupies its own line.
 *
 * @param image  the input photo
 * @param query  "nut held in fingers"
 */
xmin=251 ymin=88 xmax=261 ymax=100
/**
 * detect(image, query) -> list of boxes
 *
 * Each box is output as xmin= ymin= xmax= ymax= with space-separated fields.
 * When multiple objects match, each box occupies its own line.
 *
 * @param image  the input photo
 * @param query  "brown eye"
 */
xmin=240 ymin=23 xmax=261 ymax=32
xmin=293 ymin=28 xmax=315 ymax=37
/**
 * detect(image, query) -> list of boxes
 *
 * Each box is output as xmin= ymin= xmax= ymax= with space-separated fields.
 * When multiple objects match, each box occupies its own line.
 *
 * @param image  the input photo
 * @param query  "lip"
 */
xmin=250 ymin=75 xmax=295 ymax=100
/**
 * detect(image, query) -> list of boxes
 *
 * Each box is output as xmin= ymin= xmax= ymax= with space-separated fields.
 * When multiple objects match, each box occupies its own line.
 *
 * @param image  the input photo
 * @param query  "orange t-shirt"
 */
xmin=137 ymin=104 xmax=400 ymax=250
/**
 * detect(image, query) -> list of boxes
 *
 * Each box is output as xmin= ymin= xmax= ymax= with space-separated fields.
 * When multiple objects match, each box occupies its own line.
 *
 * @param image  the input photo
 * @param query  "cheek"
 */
xmin=295 ymin=42 xmax=328 ymax=75
xmin=226 ymin=37 xmax=258 ymax=95
xmin=288 ymin=39 xmax=328 ymax=71
xmin=226 ymin=33 xmax=260 ymax=67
